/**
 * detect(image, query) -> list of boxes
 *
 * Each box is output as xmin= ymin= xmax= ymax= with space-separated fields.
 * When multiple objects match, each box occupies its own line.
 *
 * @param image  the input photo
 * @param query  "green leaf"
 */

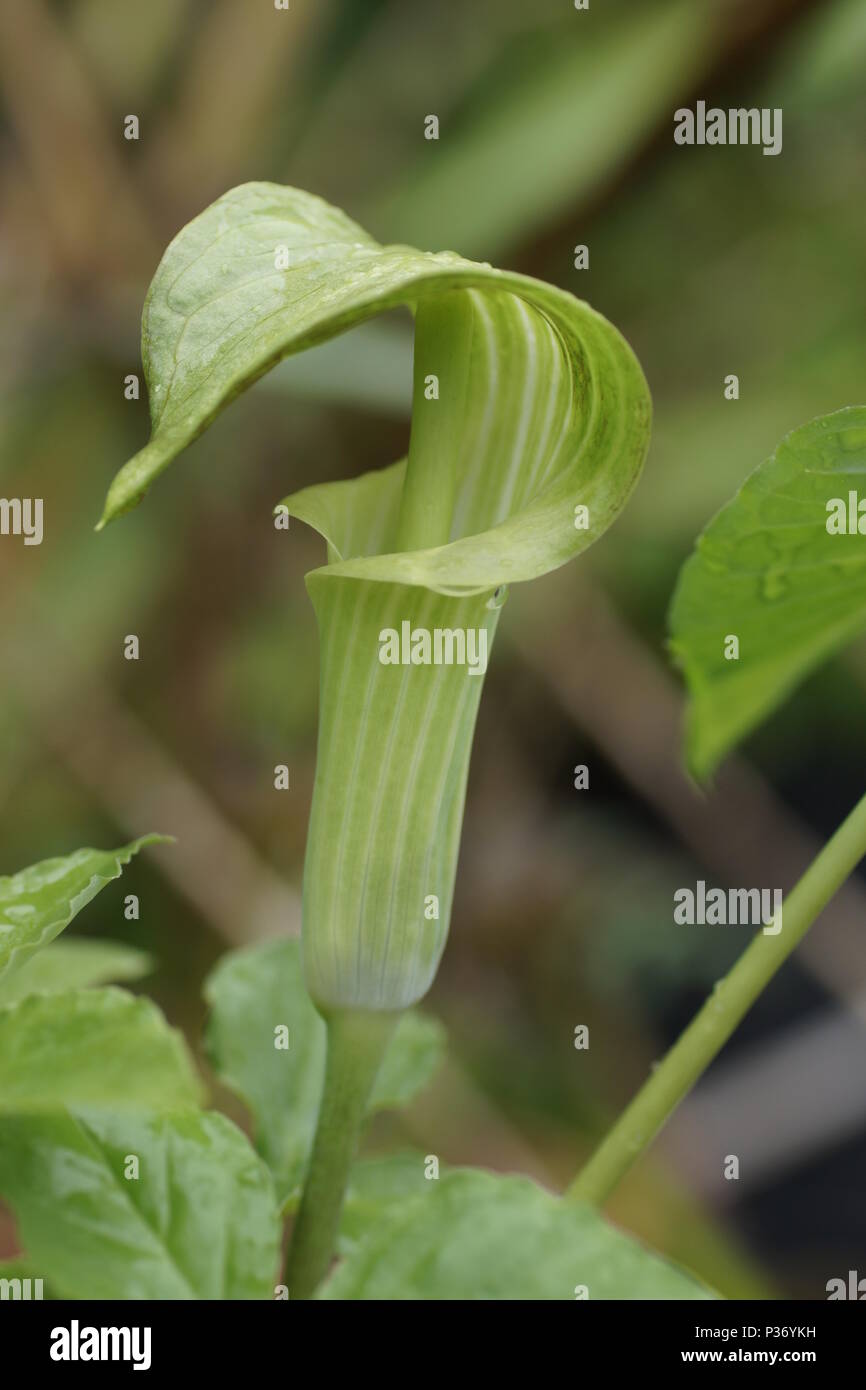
xmin=204 ymin=938 xmax=445 ymax=1198
xmin=204 ymin=939 xmax=323 ymax=1199
xmin=0 ymin=1110 xmax=280 ymax=1299
xmin=0 ymin=836 xmax=165 ymax=987
xmin=371 ymin=1009 xmax=446 ymax=1112
xmin=337 ymin=1151 xmax=431 ymax=1254
xmin=670 ymin=407 xmax=866 ymax=779
xmin=281 ymin=1151 xmax=430 ymax=1246
xmin=319 ymin=1168 xmax=714 ymax=1301
xmin=0 ymin=939 xmax=153 ymax=1006
xmin=0 ymin=988 xmax=203 ymax=1114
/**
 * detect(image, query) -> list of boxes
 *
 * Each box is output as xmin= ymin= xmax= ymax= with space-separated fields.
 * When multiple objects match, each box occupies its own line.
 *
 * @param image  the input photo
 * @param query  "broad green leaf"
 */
xmin=0 ymin=836 xmax=164 ymax=987
xmin=0 ymin=939 xmax=152 ymax=1006
xmin=320 ymin=1168 xmax=714 ymax=1301
xmin=371 ymin=1008 xmax=446 ymax=1112
xmin=0 ymin=988 xmax=203 ymax=1114
xmin=280 ymin=1151 xmax=430 ymax=1245
xmin=100 ymin=183 xmax=648 ymax=1012
xmin=0 ymin=1110 xmax=280 ymax=1299
xmin=670 ymin=407 xmax=866 ymax=779
xmin=204 ymin=938 xmax=445 ymax=1198
xmin=337 ymin=1151 xmax=431 ymax=1255
xmin=204 ymin=939 xmax=323 ymax=1199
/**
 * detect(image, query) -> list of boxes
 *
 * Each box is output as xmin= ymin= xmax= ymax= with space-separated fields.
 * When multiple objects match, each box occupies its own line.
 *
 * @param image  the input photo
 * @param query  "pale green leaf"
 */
xmin=280 ymin=1151 xmax=431 ymax=1247
xmin=337 ymin=1151 xmax=431 ymax=1255
xmin=319 ymin=1168 xmax=715 ymax=1301
xmin=0 ymin=1110 xmax=280 ymax=1299
xmin=0 ymin=988 xmax=203 ymax=1114
xmin=0 ymin=836 xmax=165 ymax=987
xmin=372 ymin=1010 xmax=446 ymax=1112
xmin=670 ymin=407 xmax=866 ymax=779
xmin=204 ymin=939 xmax=323 ymax=1198
xmin=204 ymin=938 xmax=445 ymax=1197
xmin=0 ymin=939 xmax=153 ymax=1006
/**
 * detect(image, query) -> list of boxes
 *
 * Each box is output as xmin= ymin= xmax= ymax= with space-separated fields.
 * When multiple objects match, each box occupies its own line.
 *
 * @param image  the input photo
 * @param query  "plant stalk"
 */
xmin=569 ymin=788 xmax=866 ymax=1206
xmin=286 ymin=1007 xmax=397 ymax=1298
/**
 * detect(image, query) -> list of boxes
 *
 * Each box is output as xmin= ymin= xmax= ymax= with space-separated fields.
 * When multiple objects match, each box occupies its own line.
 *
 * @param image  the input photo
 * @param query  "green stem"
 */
xmin=285 ymin=1007 xmax=396 ymax=1298
xmin=569 ymin=788 xmax=866 ymax=1206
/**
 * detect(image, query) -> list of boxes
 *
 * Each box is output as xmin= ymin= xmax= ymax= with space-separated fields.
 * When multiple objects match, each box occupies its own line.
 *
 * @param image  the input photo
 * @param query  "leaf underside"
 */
xmin=670 ymin=407 xmax=866 ymax=779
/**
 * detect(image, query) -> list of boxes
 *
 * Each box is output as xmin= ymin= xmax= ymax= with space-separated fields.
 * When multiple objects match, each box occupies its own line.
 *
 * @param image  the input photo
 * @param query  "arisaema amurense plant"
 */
xmin=87 ymin=188 xmax=866 ymax=1301
xmin=98 ymin=183 xmax=651 ymax=1296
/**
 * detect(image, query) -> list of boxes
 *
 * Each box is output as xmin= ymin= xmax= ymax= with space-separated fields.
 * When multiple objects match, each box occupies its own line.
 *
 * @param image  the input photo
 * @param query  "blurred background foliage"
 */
xmin=1 ymin=0 xmax=865 ymax=1298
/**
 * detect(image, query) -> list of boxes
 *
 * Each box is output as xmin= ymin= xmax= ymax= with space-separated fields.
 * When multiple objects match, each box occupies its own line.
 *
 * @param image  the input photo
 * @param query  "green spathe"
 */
xmin=377 ymin=619 xmax=488 ymax=675
xmin=98 ymin=182 xmax=650 ymax=1011
xmin=301 ymin=579 xmax=499 ymax=1010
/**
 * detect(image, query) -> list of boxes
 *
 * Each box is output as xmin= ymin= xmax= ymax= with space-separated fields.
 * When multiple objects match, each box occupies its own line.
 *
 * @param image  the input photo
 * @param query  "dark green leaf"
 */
xmin=670 ymin=407 xmax=866 ymax=778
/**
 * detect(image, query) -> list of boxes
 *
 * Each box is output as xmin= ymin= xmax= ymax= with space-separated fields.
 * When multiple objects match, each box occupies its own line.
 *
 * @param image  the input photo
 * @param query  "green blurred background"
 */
xmin=1 ymin=0 xmax=865 ymax=1298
